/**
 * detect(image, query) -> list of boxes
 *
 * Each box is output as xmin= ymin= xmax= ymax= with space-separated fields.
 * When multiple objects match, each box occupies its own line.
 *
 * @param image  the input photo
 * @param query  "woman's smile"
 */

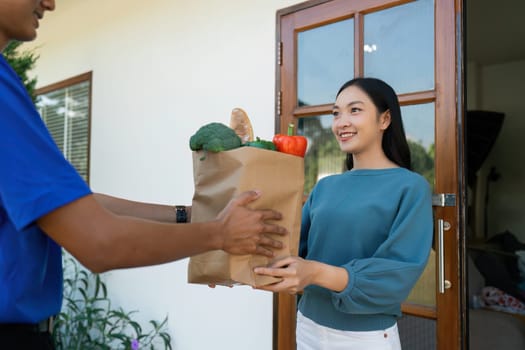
xmin=337 ymin=131 xmax=357 ymax=142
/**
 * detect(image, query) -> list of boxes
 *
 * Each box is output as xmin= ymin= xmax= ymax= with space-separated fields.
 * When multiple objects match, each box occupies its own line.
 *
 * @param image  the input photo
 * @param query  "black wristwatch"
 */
xmin=175 ymin=205 xmax=188 ymax=223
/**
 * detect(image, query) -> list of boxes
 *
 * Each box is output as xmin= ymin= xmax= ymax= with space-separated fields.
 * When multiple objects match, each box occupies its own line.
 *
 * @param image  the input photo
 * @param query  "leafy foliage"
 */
xmin=302 ymin=118 xmax=345 ymax=194
xmin=3 ymin=41 xmax=39 ymax=101
xmin=302 ymin=118 xmax=435 ymax=194
xmin=408 ymin=140 xmax=435 ymax=190
xmin=53 ymin=255 xmax=172 ymax=350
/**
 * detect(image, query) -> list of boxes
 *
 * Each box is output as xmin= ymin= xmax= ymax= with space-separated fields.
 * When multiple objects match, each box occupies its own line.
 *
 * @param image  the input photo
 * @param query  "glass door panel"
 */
xmin=408 ymin=250 xmax=436 ymax=307
xmin=298 ymin=115 xmax=345 ymax=194
xmin=402 ymin=102 xmax=436 ymax=308
xmin=403 ymin=103 xmax=435 ymax=189
xmin=364 ymin=0 xmax=435 ymax=94
xmin=297 ymin=19 xmax=354 ymax=106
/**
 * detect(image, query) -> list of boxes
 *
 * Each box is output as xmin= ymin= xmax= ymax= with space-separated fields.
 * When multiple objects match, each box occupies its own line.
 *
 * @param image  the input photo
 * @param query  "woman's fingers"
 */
xmin=253 ymin=266 xmax=278 ymax=276
xmin=254 ymin=260 xmax=294 ymax=276
xmin=271 ymin=256 xmax=296 ymax=267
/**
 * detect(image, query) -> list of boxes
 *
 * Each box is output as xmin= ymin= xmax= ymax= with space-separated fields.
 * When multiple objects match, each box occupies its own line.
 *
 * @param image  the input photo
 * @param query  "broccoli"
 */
xmin=189 ymin=122 xmax=242 ymax=153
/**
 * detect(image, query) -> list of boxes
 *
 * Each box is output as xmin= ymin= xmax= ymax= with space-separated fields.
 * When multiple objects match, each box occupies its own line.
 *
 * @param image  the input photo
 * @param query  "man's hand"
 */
xmin=216 ymin=190 xmax=287 ymax=257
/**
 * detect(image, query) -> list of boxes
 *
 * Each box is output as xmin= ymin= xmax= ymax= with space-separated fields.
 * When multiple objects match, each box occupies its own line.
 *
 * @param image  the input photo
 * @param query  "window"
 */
xmin=35 ymin=72 xmax=92 ymax=183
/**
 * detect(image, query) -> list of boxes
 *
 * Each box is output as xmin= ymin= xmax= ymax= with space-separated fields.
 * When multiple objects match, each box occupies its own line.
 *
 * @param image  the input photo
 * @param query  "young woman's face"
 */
xmin=0 ymin=0 xmax=55 ymax=50
xmin=331 ymin=85 xmax=390 ymax=157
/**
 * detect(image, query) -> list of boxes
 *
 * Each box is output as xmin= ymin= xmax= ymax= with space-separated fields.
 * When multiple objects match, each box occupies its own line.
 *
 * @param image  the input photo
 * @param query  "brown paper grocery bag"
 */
xmin=187 ymin=147 xmax=304 ymax=287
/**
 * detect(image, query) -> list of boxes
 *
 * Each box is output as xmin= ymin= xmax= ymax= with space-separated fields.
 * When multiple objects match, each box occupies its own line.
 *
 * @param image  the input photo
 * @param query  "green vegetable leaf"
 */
xmin=189 ymin=122 xmax=242 ymax=153
xmin=244 ymin=137 xmax=276 ymax=151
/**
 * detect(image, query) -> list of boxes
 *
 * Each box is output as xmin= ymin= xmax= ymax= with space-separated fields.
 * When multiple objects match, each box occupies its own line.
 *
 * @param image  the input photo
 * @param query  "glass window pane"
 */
xmin=402 ymin=102 xmax=435 ymax=307
xmin=364 ymin=0 xmax=434 ymax=94
xmin=38 ymin=92 xmax=65 ymax=149
xmin=37 ymin=80 xmax=90 ymax=181
xmin=297 ymin=19 xmax=354 ymax=106
xmin=298 ymin=115 xmax=345 ymax=194
xmin=402 ymin=103 xmax=435 ymax=190
xmin=407 ymin=249 xmax=436 ymax=307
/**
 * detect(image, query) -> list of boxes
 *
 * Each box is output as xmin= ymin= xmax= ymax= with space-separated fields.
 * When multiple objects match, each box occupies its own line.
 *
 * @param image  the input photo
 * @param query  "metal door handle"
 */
xmin=438 ymin=219 xmax=445 ymax=293
xmin=438 ymin=219 xmax=451 ymax=293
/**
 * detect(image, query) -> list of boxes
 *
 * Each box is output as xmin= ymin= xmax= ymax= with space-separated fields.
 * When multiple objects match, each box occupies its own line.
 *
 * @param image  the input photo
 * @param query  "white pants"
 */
xmin=296 ymin=311 xmax=402 ymax=350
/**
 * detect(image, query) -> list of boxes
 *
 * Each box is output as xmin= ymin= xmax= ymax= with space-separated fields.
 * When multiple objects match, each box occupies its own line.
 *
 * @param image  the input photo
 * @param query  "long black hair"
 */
xmin=336 ymin=77 xmax=411 ymax=170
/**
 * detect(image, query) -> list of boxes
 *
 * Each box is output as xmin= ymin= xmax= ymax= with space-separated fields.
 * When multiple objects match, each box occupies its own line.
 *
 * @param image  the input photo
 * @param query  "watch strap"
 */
xmin=175 ymin=205 xmax=188 ymax=223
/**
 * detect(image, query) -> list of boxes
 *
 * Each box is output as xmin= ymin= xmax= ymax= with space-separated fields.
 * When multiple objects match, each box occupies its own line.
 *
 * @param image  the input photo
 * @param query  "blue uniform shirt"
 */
xmin=0 ymin=55 xmax=91 ymax=323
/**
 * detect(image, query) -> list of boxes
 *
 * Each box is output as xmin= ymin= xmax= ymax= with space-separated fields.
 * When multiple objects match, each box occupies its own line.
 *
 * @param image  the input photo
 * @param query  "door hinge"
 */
xmin=277 ymin=90 xmax=282 ymax=116
xmin=277 ymin=41 xmax=283 ymax=66
xmin=432 ymin=193 xmax=456 ymax=207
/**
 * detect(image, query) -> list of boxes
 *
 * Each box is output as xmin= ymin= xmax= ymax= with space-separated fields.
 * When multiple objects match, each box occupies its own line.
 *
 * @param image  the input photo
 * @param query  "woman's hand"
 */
xmin=254 ymin=256 xmax=349 ymax=294
xmin=253 ymin=256 xmax=313 ymax=294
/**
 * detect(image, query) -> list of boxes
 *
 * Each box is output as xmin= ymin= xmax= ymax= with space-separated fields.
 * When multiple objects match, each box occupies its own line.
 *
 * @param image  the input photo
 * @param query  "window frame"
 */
xmin=35 ymin=71 xmax=93 ymax=184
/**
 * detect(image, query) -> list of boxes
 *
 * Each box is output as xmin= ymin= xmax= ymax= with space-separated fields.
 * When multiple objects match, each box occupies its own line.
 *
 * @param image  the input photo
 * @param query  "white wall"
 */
xmin=467 ymin=59 xmax=525 ymax=242
xmin=24 ymin=1 xmax=300 ymax=349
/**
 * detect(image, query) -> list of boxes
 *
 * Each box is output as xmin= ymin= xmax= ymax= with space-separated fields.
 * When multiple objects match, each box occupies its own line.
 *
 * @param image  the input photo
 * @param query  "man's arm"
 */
xmin=38 ymin=191 xmax=286 ymax=273
xmin=93 ymin=193 xmax=191 ymax=223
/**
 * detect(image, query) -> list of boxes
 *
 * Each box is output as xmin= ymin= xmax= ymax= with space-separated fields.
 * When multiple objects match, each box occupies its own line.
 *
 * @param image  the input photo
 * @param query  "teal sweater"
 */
xmin=298 ymin=168 xmax=433 ymax=331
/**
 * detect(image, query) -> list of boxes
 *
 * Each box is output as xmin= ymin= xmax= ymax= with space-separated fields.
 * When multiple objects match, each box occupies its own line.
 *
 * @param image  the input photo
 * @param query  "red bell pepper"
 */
xmin=272 ymin=123 xmax=307 ymax=157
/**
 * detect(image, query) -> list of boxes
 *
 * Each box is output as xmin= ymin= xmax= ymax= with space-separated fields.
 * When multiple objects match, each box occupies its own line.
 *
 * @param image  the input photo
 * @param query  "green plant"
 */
xmin=53 ymin=254 xmax=172 ymax=350
xmin=3 ymin=41 xmax=39 ymax=102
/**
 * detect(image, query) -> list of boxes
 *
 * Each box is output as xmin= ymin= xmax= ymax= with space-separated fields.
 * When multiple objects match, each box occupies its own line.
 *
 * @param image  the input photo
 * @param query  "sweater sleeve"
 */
xmin=331 ymin=178 xmax=433 ymax=314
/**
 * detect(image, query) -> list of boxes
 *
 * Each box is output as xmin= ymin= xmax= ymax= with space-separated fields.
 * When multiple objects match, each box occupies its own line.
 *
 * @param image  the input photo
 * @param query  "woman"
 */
xmin=255 ymin=77 xmax=433 ymax=350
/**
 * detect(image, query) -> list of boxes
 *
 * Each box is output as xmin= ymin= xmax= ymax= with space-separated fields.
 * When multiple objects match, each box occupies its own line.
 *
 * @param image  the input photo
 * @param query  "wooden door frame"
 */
xmin=274 ymin=2 xmax=335 ymax=349
xmin=434 ymin=1 xmax=465 ymax=349
xmin=274 ymin=1 xmax=465 ymax=349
